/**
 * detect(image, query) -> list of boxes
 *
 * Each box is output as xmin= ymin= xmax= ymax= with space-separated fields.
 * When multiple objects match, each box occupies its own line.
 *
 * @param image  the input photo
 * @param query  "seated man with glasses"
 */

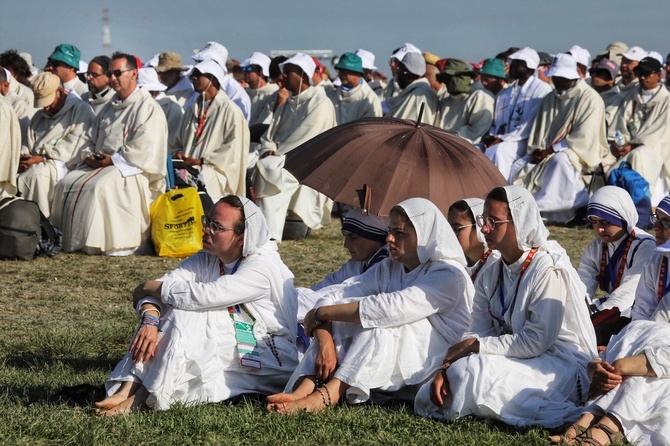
xmin=95 ymin=195 xmax=299 ymax=415
xmin=416 ymin=185 xmax=598 ymax=429
xmin=577 ymin=186 xmax=655 ymax=346
xmin=44 ymin=44 xmax=87 ymax=96
xmin=50 ymin=52 xmax=167 ymax=255
xmin=81 ymin=55 xmax=112 ymax=114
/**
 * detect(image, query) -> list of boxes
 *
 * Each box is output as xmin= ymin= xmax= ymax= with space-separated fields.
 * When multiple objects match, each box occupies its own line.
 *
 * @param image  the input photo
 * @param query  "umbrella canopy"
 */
xmin=284 ymin=116 xmax=508 ymax=216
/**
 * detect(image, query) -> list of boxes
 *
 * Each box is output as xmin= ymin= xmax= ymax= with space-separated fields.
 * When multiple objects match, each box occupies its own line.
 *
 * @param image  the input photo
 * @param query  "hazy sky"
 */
xmin=3 ymin=0 xmax=668 ymax=73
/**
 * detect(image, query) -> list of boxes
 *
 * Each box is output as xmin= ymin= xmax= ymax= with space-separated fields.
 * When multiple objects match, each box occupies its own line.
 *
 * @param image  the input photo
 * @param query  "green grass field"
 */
xmin=0 ymin=221 xmax=596 ymax=445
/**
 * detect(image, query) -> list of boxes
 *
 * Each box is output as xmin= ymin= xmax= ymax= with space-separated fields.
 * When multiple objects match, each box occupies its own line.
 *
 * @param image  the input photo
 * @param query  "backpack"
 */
xmin=0 ymin=197 xmax=62 ymax=260
xmin=607 ymin=162 xmax=652 ymax=228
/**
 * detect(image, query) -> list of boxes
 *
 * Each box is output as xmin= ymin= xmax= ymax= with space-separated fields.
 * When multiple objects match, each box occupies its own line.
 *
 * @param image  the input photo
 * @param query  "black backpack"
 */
xmin=0 ymin=197 xmax=62 ymax=260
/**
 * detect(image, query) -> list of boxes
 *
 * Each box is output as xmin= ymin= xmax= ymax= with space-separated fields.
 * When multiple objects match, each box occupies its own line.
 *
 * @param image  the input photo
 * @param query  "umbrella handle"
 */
xmin=415 ymin=103 xmax=425 ymax=127
xmin=357 ymin=184 xmax=372 ymax=215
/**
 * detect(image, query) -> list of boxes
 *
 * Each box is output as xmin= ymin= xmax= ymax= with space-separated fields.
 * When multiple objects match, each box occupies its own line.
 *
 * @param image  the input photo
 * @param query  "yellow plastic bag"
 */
xmin=150 ymin=187 xmax=204 ymax=258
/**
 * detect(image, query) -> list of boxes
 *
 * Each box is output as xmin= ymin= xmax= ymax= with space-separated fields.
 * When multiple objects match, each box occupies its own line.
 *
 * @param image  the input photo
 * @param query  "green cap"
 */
xmin=440 ymin=59 xmax=476 ymax=77
xmin=334 ymin=52 xmax=364 ymax=74
xmin=48 ymin=44 xmax=81 ymax=70
xmin=479 ymin=58 xmax=506 ymax=79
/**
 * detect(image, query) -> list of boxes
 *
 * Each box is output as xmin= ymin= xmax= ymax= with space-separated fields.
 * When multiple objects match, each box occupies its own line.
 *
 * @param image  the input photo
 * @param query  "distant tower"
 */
xmin=103 ymin=8 xmax=111 ymax=56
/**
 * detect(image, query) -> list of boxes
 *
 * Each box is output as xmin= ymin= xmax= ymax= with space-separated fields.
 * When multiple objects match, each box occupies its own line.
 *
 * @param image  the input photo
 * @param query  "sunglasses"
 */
xmin=242 ymin=66 xmax=258 ymax=73
xmin=105 ymin=69 xmax=133 ymax=78
xmin=46 ymin=59 xmax=69 ymax=69
xmin=86 ymin=72 xmax=105 ymax=79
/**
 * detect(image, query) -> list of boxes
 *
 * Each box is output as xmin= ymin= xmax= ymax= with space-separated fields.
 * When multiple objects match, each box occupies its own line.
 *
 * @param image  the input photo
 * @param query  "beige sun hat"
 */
xmin=154 ymin=52 xmax=188 ymax=73
xmin=31 ymin=72 xmax=61 ymax=108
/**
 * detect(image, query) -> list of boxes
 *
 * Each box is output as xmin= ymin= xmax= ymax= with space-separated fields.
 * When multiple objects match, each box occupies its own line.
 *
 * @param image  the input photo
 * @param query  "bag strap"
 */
xmin=0 ymin=196 xmax=23 ymax=213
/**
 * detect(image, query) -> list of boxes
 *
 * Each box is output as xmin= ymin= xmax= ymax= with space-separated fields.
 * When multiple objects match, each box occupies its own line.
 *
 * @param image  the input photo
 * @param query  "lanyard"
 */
xmin=598 ymin=233 xmax=635 ymax=293
xmin=658 ymin=256 xmax=669 ymax=302
xmin=190 ymin=101 xmax=212 ymax=155
xmin=219 ymin=258 xmax=256 ymax=322
xmin=488 ymin=248 xmax=538 ymax=332
xmin=470 ymin=249 xmax=492 ymax=282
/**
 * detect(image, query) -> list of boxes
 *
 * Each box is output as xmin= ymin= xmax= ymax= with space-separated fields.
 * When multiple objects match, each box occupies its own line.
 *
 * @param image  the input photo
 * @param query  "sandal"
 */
xmin=549 ymin=423 xmax=588 ymax=444
xmin=574 ymin=423 xmax=625 ymax=446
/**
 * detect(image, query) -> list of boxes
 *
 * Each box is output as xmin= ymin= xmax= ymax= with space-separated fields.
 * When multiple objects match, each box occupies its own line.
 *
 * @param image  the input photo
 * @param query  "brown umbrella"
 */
xmin=284 ymin=116 xmax=507 ymax=216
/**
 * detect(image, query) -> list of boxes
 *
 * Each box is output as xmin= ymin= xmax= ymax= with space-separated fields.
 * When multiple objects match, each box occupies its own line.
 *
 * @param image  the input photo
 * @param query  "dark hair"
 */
xmin=111 ymin=52 xmax=138 ymax=70
xmin=389 ymin=205 xmax=411 ymax=223
xmin=449 ymin=200 xmax=475 ymax=223
xmin=216 ymin=195 xmax=245 ymax=235
xmin=0 ymin=67 xmax=7 ymax=83
xmin=495 ymin=47 xmax=520 ymax=61
xmin=0 ymin=50 xmax=31 ymax=78
xmin=486 ymin=187 xmax=511 ymax=217
xmin=90 ymin=55 xmax=111 ymax=72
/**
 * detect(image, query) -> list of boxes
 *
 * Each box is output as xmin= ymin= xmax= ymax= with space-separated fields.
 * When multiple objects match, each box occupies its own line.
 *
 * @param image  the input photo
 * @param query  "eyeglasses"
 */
xmin=241 ymin=66 xmax=257 ymax=72
xmin=86 ymin=72 xmax=105 ymax=79
xmin=476 ymin=215 xmax=513 ymax=230
xmin=651 ymin=213 xmax=670 ymax=230
xmin=46 ymin=59 xmax=68 ymax=69
xmin=105 ymin=69 xmax=133 ymax=78
xmin=201 ymin=215 xmax=236 ymax=235
xmin=587 ymin=217 xmax=614 ymax=227
xmin=451 ymin=223 xmax=476 ymax=233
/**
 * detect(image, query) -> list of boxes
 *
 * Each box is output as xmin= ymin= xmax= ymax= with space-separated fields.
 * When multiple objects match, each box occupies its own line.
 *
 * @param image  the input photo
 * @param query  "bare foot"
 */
xmin=100 ymin=393 xmax=149 ymax=417
xmin=270 ymin=391 xmax=330 ymax=414
xmin=94 ymin=381 xmax=141 ymax=412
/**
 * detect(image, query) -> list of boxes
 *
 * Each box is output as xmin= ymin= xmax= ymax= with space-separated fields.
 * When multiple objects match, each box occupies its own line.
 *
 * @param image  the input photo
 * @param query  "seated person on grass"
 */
xmin=266 ymin=197 xmax=474 ymax=413
xmin=95 ymin=195 xmax=299 ymax=415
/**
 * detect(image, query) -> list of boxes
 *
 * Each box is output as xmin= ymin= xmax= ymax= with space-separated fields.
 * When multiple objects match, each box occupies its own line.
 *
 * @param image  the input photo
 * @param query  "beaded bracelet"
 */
xmin=141 ymin=314 xmax=160 ymax=328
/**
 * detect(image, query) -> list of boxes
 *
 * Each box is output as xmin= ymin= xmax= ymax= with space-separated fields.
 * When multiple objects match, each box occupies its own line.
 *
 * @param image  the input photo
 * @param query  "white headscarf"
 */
xmin=236 ymin=196 xmax=271 ymax=257
xmin=463 ymin=197 xmax=486 ymax=244
xmin=396 ymin=197 xmax=466 ymax=266
xmin=502 ymin=185 xmax=550 ymax=251
xmin=587 ymin=185 xmax=638 ymax=234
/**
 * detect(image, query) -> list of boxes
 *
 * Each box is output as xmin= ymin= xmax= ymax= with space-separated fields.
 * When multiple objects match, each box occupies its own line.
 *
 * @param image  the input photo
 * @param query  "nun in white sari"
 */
xmin=266 ymin=198 xmax=474 ymax=413
xmin=415 ymin=185 xmax=597 ymax=428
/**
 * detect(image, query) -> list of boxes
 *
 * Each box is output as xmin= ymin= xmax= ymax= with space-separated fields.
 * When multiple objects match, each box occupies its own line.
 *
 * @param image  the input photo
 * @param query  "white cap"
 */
xmin=391 ymin=43 xmax=422 ymax=62
xmin=279 ymin=53 xmax=316 ymax=82
xmin=355 ymin=48 xmax=377 ymax=70
xmin=193 ymin=42 xmax=229 ymax=73
xmin=647 ymin=50 xmax=664 ymax=65
xmin=508 ymin=47 xmax=540 ymax=70
xmin=193 ymin=59 xmax=226 ymax=86
xmin=618 ymin=46 xmax=646 ymax=62
xmin=568 ymin=45 xmax=591 ymax=67
xmin=77 ymin=60 xmax=88 ymax=74
xmin=401 ymin=52 xmax=426 ymax=76
xmin=545 ymin=53 xmax=580 ymax=80
xmin=144 ymin=53 xmax=160 ymax=68
xmin=137 ymin=67 xmax=167 ymax=91
xmin=240 ymin=52 xmax=271 ymax=77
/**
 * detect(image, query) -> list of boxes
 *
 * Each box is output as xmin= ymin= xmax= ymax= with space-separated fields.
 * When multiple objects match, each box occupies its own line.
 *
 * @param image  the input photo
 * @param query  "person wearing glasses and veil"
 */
xmin=95 ymin=195 xmax=299 ymax=415
xmin=577 ymin=186 xmax=655 ymax=346
xmin=415 ymin=185 xmax=598 ymax=428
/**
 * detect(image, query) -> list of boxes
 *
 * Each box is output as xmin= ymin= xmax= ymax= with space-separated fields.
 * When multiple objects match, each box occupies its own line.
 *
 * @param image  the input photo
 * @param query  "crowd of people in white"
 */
xmin=3 ymin=39 xmax=670 ymax=444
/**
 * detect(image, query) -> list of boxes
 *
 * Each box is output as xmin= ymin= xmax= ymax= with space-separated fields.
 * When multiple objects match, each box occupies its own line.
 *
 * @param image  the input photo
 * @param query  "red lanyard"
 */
xmin=598 ymin=233 xmax=635 ymax=293
xmin=488 ymin=248 xmax=538 ymax=331
xmin=470 ymin=249 xmax=492 ymax=282
xmin=658 ymin=256 xmax=669 ymax=302
xmin=190 ymin=101 xmax=211 ymax=154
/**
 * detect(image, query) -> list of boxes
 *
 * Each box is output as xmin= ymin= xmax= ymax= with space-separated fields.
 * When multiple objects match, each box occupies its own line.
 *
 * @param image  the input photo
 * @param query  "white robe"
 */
xmin=436 ymin=89 xmax=495 ymax=144
xmin=156 ymin=94 xmax=184 ymax=154
xmin=486 ymin=77 xmax=552 ymax=179
xmin=383 ymin=78 xmax=439 ymax=125
xmin=81 ymin=89 xmax=114 ymax=115
xmin=165 ymin=76 xmax=195 ymax=108
xmin=578 ymin=230 xmax=655 ymax=316
xmin=5 ymin=90 xmax=32 ymax=147
xmin=19 ymin=94 xmax=96 ymax=217
xmin=253 ymin=87 xmax=336 ymax=241
xmin=327 ymin=80 xmax=382 ymax=125
xmin=416 ymin=243 xmax=598 ymax=428
xmin=287 ymin=257 xmax=474 ymax=403
xmin=174 ymin=90 xmax=249 ymax=199
xmin=247 ymin=83 xmax=279 ymax=126
xmin=50 ymin=87 xmax=167 ymax=254
xmin=105 ymin=245 xmax=299 ymax=410
xmin=0 ymin=95 xmax=21 ymax=198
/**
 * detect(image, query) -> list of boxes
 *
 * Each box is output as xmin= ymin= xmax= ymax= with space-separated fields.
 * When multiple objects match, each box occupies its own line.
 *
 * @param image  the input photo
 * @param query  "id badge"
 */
xmin=234 ymin=320 xmax=261 ymax=369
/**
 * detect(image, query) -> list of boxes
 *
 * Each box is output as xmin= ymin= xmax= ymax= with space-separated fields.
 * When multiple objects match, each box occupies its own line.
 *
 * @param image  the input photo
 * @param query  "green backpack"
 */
xmin=0 ymin=197 xmax=42 ymax=260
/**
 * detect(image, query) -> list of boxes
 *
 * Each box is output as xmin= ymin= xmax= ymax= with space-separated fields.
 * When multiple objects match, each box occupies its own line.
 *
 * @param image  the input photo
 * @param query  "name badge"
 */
xmin=234 ymin=320 xmax=261 ymax=369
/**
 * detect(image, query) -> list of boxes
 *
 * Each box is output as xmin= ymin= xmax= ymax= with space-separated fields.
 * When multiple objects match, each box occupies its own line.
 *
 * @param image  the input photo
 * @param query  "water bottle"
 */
xmin=615 ymin=131 xmax=626 ymax=148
